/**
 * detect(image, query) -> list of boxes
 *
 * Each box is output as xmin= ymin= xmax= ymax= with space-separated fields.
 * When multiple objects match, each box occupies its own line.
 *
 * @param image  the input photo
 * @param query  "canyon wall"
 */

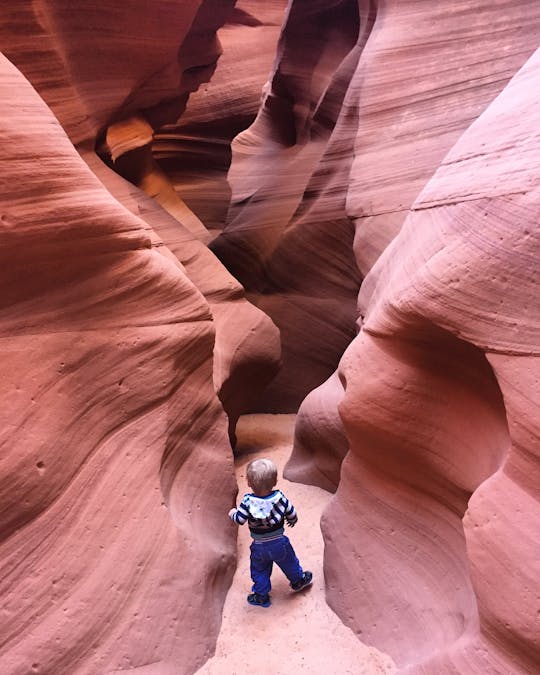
xmin=211 ymin=0 xmax=540 ymax=416
xmin=0 ymin=1 xmax=282 ymax=672
xmin=283 ymin=0 xmax=539 ymax=484
xmin=0 ymin=52 xmax=235 ymax=674
xmin=210 ymin=0 xmax=367 ymax=411
xmin=325 ymin=48 xmax=540 ymax=672
xmin=262 ymin=0 xmax=539 ymax=672
xmin=1 ymin=1 xmax=539 ymax=673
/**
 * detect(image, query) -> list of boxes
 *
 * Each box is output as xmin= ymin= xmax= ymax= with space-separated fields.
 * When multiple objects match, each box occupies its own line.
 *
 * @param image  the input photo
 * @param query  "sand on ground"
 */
xmin=195 ymin=414 xmax=396 ymax=675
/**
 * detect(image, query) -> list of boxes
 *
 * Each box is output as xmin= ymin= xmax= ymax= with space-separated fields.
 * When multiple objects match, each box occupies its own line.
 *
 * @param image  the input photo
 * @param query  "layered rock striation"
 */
xmin=0 ymin=52 xmax=236 ymax=674
xmin=266 ymin=0 xmax=540 ymax=672
xmin=210 ymin=0 xmax=367 ymax=411
xmin=212 ymin=0 xmax=540 ymax=415
xmin=0 ymin=1 xmax=282 ymax=672
xmin=1 ymin=1 xmax=540 ymax=674
xmin=286 ymin=0 xmax=540 ymax=485
xmin=325 ymin=43 xmax=540 ymax=675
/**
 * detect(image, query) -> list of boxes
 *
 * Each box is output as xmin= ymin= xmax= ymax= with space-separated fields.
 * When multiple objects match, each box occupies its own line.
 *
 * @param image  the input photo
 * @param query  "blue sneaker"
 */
xmin=291 ymin=571 xmax=313 ymax=592
xmin=247 ymin=592 xmax=271 ymax=607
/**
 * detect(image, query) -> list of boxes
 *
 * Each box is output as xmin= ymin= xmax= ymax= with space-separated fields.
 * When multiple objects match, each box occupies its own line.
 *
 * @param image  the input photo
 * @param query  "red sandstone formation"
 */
xmin=324 ymin=46 xmax=540 ymax=674
xmin=2 ymin=0 xmax=282 ymax=440
xmin=2 ymin=1 xmax=540 ymax=674
xmin=210 ymin=0 xmax=366 ymax=411
xmin=286 ymin=0 xmax=540 ymax=482
xmin=214 ymin=0 xmax=540 ymax=414
xmin=153 ymin=0 xmax=288 ymax=234
xmin=0 ymin=53 xmax=237 ymax=673
xmin=0 ymin=1 xmax=281 ymax=672
xmin=285 ymin=372 xmax=348 ymax=492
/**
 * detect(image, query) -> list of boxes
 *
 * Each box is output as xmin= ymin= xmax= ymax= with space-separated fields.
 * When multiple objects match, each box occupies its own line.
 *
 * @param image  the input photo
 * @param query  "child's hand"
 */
xmin=286 ymin=521 xmax=296 ymax=527
xmin=228 ymin=508 xmax=237 ymax=518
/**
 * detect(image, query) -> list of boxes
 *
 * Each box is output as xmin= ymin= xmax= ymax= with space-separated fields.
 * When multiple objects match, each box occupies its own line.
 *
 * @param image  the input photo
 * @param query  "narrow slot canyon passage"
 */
xmin=1 ymin=2 xmax=539 ymax=674
xmin=196 ymin=414 xmax=396 ymax=675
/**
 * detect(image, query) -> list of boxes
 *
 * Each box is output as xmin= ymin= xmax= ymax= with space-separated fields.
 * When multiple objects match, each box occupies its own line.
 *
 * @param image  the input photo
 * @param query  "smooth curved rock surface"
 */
xmin=212 ymin=0 xmax=540 ymax=414
xmin=324 ymin=48 xmax=540 ymax=672
xmin=284 ymin=372 xmax=348 ymax=492
xmin=0 ymin=0 xmax=281 ymax=670
xmin=2 ymin=1 xmax=540 ymax=673
xmin=0 ymin=54 xmax=236 ymax=674
xmin=2 ymin=0 xmax=282 ymax=443
xmin=210 ymin=0 xmax=367 ymax=411
xmin=153 ymin=0 xmax=288 ymax=234
xmin=287 ymin=0 xmax=540 ymax=488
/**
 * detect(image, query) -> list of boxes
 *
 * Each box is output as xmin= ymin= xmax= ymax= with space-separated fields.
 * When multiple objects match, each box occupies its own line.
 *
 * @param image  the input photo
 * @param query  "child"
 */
xmin=229 ymin=457 xmax=312 ymax=607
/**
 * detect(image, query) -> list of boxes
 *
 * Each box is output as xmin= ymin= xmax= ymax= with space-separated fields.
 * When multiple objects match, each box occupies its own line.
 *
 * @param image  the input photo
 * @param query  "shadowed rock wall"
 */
xmin=210 ymin=0 xmax=368 ymax=411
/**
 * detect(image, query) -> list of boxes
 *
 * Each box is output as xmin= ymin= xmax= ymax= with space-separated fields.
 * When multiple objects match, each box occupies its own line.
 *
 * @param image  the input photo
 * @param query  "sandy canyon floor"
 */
xmin=196 ymin=414 xmax=396 ymax=675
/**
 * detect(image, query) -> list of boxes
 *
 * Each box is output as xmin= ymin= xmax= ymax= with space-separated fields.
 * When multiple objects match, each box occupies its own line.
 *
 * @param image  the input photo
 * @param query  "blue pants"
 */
xmin=250 ymin=535 xmax=303 ymax=596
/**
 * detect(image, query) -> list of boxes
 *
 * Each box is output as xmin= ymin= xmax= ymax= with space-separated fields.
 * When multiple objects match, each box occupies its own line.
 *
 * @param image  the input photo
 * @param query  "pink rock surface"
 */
xmin=210 ymin=0 xmax=365 ymax=411
xmin=211 ymin=0 xmax=540 ymax=413
xmin=0 ymin=53 xmax=236 ymax=673
xmin=287 ymin=0 xmax=540 ymax=483
xmin=2 ymin=0 xmax=282 ymax=442
xmin=285 ymin=372 xmax=348 ymax=492
xmin=324 ymin=48 xmax=540 ymax=672
xmin=0 ymin=1 xmax=288 ymax=668
xmin=347 ymin=0 xmax=540 ymax=277
xmin=153 ymin=0 xmax=289 ymax=233
xmin=2 ymin=1 xmax=540 ymax=673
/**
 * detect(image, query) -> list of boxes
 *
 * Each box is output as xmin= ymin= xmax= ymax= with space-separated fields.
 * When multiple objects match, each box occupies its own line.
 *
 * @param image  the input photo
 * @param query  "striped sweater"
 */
xmin=230 ymin=489 xmax=298 ymax=539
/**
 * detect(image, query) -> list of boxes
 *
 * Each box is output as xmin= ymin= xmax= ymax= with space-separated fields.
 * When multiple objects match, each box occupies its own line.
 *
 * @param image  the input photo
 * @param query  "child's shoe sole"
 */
xmin=291 ymin=571 xmax=313 ymax=592
xmin=247 ymin=593 xmax=271 ymax=607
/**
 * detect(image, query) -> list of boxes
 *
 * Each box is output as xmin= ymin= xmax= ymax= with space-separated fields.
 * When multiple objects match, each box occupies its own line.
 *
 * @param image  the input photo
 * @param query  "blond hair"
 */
xmin=246 ymin=458 xmax=278 ymax=495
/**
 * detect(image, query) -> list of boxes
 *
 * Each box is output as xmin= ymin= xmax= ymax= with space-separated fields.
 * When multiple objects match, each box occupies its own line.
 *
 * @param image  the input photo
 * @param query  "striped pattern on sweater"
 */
xmin=230 ymin=489 xmax=298 ymax=535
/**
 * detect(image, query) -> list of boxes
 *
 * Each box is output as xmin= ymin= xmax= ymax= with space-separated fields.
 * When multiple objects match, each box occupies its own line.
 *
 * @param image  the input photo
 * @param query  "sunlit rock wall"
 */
xmin=0 ymin=53 xmax=236 ymax=674
xmin=325 ymin=46 xmax=540 ymax=674
xmin=3 ymin=1 xmax=282 ymax=447
xmin=0 ymin=0 xmax=281 ymax=672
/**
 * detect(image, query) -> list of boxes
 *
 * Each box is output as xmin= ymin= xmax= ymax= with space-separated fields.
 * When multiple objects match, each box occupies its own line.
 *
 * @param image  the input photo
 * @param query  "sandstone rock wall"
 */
xmin=0 ymin=1 xmax=283 ymax=671
xmin=325 ymin=42 xmax=540 ymax=675
xmin=3 ymin=0 xmax=283 ymax=441
xmin=212 ymin=0 xmax=540 ymax=415
xmin=152 ymin=0 xmax=289 ymax=234
xmin=286 ymin=0 xmax=540 ymax=485
xmin=2 ymin=1 xmax=539 ymax=673
xmin=210 ymin=0 xmax=368 ymax=411
xmin=0 ymin=52 xmax=236 ymax=674
xmin=267 ymin=0 xmax=540 ymax=671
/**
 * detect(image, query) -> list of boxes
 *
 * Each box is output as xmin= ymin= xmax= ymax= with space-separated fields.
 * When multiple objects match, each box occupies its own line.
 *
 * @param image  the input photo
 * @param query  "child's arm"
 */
xmin=281 ymin=493 xmax=298 ymax=527
xmin=229 ymin=496 xmax=250 ymax=525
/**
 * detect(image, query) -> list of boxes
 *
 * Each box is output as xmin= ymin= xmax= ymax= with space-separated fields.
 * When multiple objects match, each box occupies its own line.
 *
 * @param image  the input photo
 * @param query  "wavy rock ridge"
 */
xmin=0 ymin=1 xmax=283 ymax=673
xmin=1 ymin=1 xmax=539 ymax=674
xmin=270 ymin=2 xmax=539 ymax=673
